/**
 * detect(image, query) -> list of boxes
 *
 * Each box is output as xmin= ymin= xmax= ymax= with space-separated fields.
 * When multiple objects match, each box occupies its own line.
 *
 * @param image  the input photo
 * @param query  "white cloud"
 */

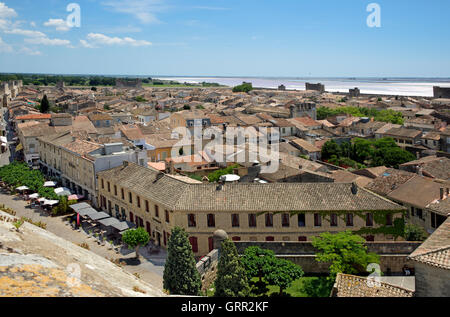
xmin=102 ymin=0 xmax=166 ymax=24
xmin=20 ymin=46 xmax=42 ymax=55
xmin=25 ymin=37 xmax=71 ymax=46
xmin=80 ymin=39 xmax=95 ymax=48
xmin=30 ymin=21 xmax=36 ymax=27
xmin=44 ymin=18 xmax=70 ymax=32
xmin=81 ymin=33 xmax=151 ymax=48
xmin=0 ymin=2 xmax=17 ymax=19
xmin=5 ymin=28 xmax=46 ymax=38
xmin=0 ymin=36 xmax=12 ymax=52
xmin=5 ymin=27 xmax=71 ymax=47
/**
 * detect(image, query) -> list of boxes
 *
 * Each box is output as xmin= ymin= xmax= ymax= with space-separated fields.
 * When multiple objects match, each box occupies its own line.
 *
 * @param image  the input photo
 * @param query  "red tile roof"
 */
xmin=16 ymin=114 xmax=52 ymax=120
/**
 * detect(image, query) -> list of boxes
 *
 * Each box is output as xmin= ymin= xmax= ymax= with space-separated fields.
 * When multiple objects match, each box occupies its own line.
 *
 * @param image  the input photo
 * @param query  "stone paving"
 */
xmin=0 ymin=191 xmax=166 ymax=290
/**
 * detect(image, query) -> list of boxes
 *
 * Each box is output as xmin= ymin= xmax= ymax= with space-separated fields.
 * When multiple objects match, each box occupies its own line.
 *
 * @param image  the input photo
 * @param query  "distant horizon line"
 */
xmin=1 ymin=72 xmax=450 ymax=80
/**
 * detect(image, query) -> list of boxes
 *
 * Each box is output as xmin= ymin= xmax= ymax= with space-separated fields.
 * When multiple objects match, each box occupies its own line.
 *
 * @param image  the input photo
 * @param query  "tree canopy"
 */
xmin=264 ymin=257 xmax=304 ymax=296
xmin=214 ymin=239 xmax=250 ymax=297
xmin=0 ymin=161 xmax=59 ymax=200
xmin=322 ymin=137 xmax=416 ymax=169
xmin=122 ymin=227 xmax=150 ymax=259
xmin=40 ymin=95 xmax=50 ymax=113
xmin=312 ymin=231 xmax=380 ymax=280
xmin=241 ymin=246 xmax=276 ymax=283
xmin=404 ymin=224 xmax=428 ymax=242
xmin=163 ymin=227 xmax=201 ymax=296
xmin=317 ymin=106 xmax=404 ymax=124
xmin=232 ymin=82 xmax=253 ymax=93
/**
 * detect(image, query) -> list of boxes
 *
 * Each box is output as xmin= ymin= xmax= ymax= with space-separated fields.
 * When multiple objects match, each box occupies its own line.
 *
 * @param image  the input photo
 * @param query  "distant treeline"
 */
xmin=317 ymin=106 xmax=404 ymax=124
xmin=0 ymin=73 xmax=117 ymax=86
xmin=0 ymin=73 xmax=224 ymax=88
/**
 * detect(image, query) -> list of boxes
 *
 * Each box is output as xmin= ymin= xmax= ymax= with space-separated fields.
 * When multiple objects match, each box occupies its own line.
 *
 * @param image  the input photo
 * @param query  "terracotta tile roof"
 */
xmin=400 ymin=156 xmax=450 ymax=181
xmin=97 ymin=162 xmax=405 ymax=213
xmin=15 ymin=114 xmax=51 ymax=120
xmin=88 ymin=113 xmax=113 ymax=121
xmin=317 ymin=119 xmax=335 ymax=128
xmin=375 ymin=123 xmax=402 ymax=135
xmin=72 ymin=116 xmax=97 ymax=134
xmin=147 ymin=161 xmax=166 ymax=171
xmin=119 ymin=125 xmax=144 ymax=140
xmin=62 ymin=139 xmax=102 ymax=156
xmin=330 ymin=170 xmax=373 ymax=187
xmin=383 ymin=127 xmax=422 ymax=139
xmin=365 ymin=169 xmax=417 ymax=196
xmin=427 ymin=197 xmax=450 ymax=216
xmin=387 ymin=176 xmax=444 ymax=208
xmin=333 ymin=273 xmax=414 ymax=297
xmin=290 ymin=138 xmax=320 ymax=153
xmin=234 ymin=114 xmax=263 ymax=126
xmin=292 ymin=116 xmax=320 ymax=127
xmin=408 ymin=218 xmax=450 ymax=270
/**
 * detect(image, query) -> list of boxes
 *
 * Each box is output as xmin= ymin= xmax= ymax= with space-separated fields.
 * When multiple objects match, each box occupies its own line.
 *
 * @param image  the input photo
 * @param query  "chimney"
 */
xmin=351 ymin=182 xmax=358 ymax=195
xmin=440 ymin=188 xmax=444 ymax=200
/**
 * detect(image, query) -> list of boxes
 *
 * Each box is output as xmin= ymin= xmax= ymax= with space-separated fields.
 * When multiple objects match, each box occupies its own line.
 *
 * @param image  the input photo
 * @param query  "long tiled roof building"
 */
xmin=97 ymin=162 xmax=405 ymax=255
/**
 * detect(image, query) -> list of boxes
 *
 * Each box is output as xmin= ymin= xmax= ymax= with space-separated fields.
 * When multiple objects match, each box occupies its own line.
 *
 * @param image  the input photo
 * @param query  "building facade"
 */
xmin=97 ymin=162 xmax=406 ymax=256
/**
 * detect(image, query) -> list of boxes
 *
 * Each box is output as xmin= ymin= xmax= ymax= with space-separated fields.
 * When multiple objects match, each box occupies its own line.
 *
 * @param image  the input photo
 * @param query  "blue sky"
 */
xmin=0 ymin=0 xmax=449 ymax=77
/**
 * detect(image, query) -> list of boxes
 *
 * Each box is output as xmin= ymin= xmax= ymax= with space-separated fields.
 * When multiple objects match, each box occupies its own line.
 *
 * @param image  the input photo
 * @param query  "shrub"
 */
xmin=78 ymin=242 xmax=90 ymax=250
xmin=404 ymin=224 xmax=428 ymax=241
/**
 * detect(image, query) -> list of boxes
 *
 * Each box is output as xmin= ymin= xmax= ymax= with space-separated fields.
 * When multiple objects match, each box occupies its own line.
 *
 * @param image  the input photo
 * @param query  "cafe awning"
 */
xmin=55 ymin=187 xmax=71 ymax=196
xmin=97 ymin=217 xmax=121 ymax=228
xmin=111 ymin=221 xmax=136 ymax=232
xmin=70 ymin=202 xmax=91 ymax=212
xmin=43 ymin=200 xmax=59 ymax=206
xmin=43 ymin=181 xmax=57 ymax=187
xmin=87 ymin=211 xmax=110 ymax=221
xmin=28 ymin=193 xmax=39 ymax=199
xmin=77 ymin=207 xmax=98 ymax=217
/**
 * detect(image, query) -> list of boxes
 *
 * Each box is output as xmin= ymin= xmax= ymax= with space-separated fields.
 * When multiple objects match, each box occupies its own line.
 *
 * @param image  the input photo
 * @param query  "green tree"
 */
xmin=312 ymin=231 xmax=379 ymax=280
xmin=163 ymin=227 xmax=201 ymax=296
xmin=404 ymin=224 xmax=428 ymax=241
xmin=241 ymin=246 xmax=276 ymax=283
xmin=321 ymin=140 xmax=341 ymax=160
xmin=300 ymin=277 xmax=334 ymax=297
xmin=215 ymin=239 xmax=250 ymax=297
xmin=377 ymin=147 xmax=416 ymax=168
xmin=40 ymin=95 xmax=50 ymax=113
xmin=207 ymin=164 xmax=240 ymax=183
xmin=232 ymin=82 xmax=253 ymax=93
xmin=122 ymin=227 xmax=150 ymax=259
xmin=264 ymin=258 xmax=304 ymax=296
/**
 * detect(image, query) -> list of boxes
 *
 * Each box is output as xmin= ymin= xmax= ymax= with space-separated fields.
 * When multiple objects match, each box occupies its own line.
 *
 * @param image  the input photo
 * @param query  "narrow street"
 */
xmin=0 ymin=191 xmax=165 ymax=290
xmin=0 ymin=108 xmax=165 ymax=290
